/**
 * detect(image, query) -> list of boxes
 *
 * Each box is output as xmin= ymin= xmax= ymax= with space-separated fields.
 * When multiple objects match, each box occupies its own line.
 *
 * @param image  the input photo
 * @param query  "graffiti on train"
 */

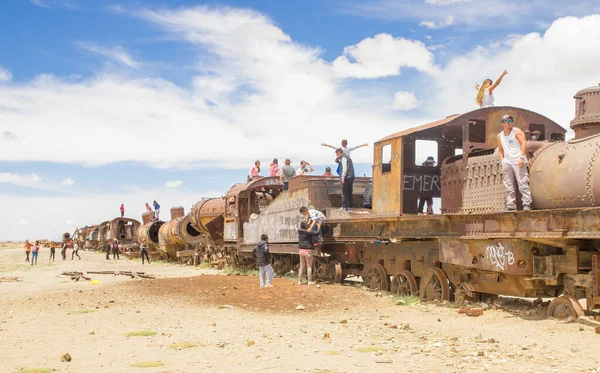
xmin=485 ymin=243 xmax=515 ymax=271
xmin=402 ymin=174 xmax=441 ymax=193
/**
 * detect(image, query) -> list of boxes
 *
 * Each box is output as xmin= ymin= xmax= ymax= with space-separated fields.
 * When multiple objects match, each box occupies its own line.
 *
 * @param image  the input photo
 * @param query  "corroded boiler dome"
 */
xmin=571 ymin=83 xmax=600 ymax=138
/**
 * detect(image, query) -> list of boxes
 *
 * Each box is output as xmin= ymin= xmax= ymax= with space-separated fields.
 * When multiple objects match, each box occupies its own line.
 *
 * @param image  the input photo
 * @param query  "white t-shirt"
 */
xmin=308 ymin=209 xmax=326 ymax=222
xmin=297 ymin=167 xmax=311 ymax=175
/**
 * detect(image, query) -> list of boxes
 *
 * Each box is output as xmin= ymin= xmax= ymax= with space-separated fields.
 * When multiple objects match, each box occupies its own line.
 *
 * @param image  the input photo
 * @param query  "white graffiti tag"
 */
xmin=485 ymin=243 xmax=515 ymax=270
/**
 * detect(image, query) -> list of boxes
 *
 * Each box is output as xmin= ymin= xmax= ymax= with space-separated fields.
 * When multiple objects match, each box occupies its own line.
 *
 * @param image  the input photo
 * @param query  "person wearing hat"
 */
xmin=417 ymin=156 xmax=436 ymax=214
xmin=279 ymin=159 xmax=296 ymax=191
xmin=111 ymin=238 xmax=120 ymax=260
xmin=498 ymin=114 xmax=532 ymax=211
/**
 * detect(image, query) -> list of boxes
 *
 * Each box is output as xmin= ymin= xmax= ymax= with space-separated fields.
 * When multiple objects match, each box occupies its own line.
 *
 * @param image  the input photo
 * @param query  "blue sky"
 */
xmin=2 ymin=0 xmax=600 ymax=240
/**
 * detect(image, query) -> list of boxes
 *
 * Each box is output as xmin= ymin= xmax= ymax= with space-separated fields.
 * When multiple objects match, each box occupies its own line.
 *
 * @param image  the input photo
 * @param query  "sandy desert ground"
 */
xmin=1 ymin=243 xmax=600 ymax=373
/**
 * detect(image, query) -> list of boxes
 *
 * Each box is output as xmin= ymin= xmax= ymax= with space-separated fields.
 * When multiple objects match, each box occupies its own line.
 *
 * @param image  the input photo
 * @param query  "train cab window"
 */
xmin=550 ymin=133 xmax=564 ymax=142
xmin=468 ymin=119 xmax=486 ymax=143
xmin=455 ymin=148 xmax=463 ymax=156
xmin=415 ymin=140 xmax=438 ymax=166
xmin=529 ymin=123 xmax=546 ymax=141
xmin=382 ymin=144 xmax=392 ymax=173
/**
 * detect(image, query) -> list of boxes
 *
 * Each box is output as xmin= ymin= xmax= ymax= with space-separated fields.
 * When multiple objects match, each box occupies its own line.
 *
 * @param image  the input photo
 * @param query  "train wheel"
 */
xmin=316 ymin=259 xmax=343 ymax=283
xmin=390 ymin=270 xmax=419 ymax=296
xmin=419 ymin=268 xmax=450 ymax=302
xmin=547 ymin=295 xmax=585 ymax=320
xmin=364 ymin=264 xmax=389 ymax=291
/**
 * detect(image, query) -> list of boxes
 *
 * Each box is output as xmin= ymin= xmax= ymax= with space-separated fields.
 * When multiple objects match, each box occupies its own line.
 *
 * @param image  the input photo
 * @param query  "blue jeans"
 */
xmin=259 ymin=264 xmax=274 ymax=288
xmin=31 ymin=251 xmax=38 ymax=265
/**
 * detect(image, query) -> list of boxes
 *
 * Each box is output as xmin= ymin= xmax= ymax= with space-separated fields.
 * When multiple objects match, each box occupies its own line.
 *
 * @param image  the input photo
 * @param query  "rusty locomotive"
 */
xmin=136 ymin=83 xmax=600 ymax=320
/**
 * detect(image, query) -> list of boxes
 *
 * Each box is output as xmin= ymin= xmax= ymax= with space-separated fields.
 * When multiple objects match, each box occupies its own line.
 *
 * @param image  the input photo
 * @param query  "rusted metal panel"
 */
xmin=440 ymin=239 xmax=533 ymax=275
xmin=372 ymin=137 xmax=402 ymax=215
xmin=243 ymin=188 xmax=309 ymax=244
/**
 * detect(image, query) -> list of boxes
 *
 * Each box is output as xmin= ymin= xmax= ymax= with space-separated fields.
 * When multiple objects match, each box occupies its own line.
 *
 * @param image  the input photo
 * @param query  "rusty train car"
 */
xmin=136 ymin=83 xmax=600 ymax=320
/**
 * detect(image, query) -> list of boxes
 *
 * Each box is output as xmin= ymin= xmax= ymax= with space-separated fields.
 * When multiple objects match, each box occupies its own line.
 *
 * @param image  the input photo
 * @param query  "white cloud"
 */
xmin=332 ymin=33 xmax=439 ymax=78
xmin=426 ymin=0 xmax=472 ymax=4
xmin=61 ymin=177 xmax=75 ymax=186
xmin=341 ymin=0 xmax=600 ymax=28
xmin=30 ymin=0 xmax=50 ymax=8
xmin=431 ymin=14 xmax=600 ymax=132
xmin=0 ymin=173 xmax=42 ymax=187
xmin=393 ymin=91 xmax=419 ymax=111
xmin=3 ymin=131 xmax=17 ymax=141
xmin=75 ymin=42 xmax=140 ymax=68
xmin=12 ymin=218 xmax=29 ymax=227
xmin=420 ymin=16 xmax=456 ymax=29
xmin=0 ymin=6 xmax=427 ymax=169
xmin=165 ymin=180 xmax=183 ymax=188
xmin=0 ymin=66 xmax=12 ymax=82
xmin=0 ymin=187 xmax=222 ymax=241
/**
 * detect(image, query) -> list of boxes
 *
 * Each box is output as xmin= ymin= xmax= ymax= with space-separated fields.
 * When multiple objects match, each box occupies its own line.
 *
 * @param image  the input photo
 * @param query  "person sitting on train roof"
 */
xmin=322 ymin=167 xmax=333 ymax=176
xmin=322 ymin=139 xmax=368 ymax=175
xmin=498 ymin=114 xmax=532 ymax=212
xmin=475 ymin=69 xmax=507 ymax=108
xmin=248 ymin=160 xmax=261 ymax=182
xmin=296 ymin=160 xmax=314 ymax=176
xmin=269 ymin=158 xmax=280 ymax=177
xmin=279 ymin=159 xmax=296 ymax=191
xmin=417 ymin=156 xmax=436 ymax=215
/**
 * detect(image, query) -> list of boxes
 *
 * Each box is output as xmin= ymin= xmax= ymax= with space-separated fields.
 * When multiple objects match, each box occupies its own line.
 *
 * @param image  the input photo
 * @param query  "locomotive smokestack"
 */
xmin=570 ymin=83 xmax=600 ymax=139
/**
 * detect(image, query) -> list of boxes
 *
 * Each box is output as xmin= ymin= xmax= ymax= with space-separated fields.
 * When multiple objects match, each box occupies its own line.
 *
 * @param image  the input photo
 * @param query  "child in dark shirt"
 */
xmin=253 ymin=234 xmax=275 ymax=288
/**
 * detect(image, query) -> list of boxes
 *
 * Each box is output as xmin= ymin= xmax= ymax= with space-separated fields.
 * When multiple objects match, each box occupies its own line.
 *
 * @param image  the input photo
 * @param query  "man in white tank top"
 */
xmin=497 ymin=114 xmax=532 ymax=211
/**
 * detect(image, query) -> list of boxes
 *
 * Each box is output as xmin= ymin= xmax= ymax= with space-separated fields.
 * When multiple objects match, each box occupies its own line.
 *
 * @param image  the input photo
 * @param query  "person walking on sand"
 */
xmin=105 ymin=242 xmax=111 ymax=260
xmin=140 ymin=242 xmax=150 ymax=265
xmin=72 ymin=242 xmax=81 ymax=260
xmin=112 ymin=239 xmax=120 ymax=260
xmin=475 ymin=69 xmax=507 ymax=108
xmin=61 ymin=241 xmax=67 ymax=260
xmin=120 ymin=203 xmax=125 ymax=217
xmin=253 ymin=234 xmax=274 ymax=288
xmin=31 ymin=241 xmax=40 ymax=265
xmin=297 ymin=221 xmax=319 ymax=285
xmin=49 ymin=243 xmax=56 ymax=262
xmin=145 ymin=202 xmax=153 ymax=213
xmin=24 ymin=239 xmax=32 ymax=262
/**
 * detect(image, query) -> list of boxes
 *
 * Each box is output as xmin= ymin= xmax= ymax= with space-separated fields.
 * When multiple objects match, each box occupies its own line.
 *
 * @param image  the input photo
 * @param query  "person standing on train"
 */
xmin=279 ymin=159 xmax=296 ymax=191
xmin=145 ymin=202 xmax=153 ymax=213
xmin=475 ymin=69 xmax=507 ymax=108
xmin=498 ymin=114 xmax=532 ymax=211
xmin=336 ymin=148 xmax=355 ymax=211
xmin=417 ymin=156 xmax=436 ymax=215
xmin=297 ymin=222 xmax=318 ymax=285
xmin=153 ymin=200 xmax=161 ymax=221
xmin=322 ymin=139 xmax=367 ymax=175
xmin=120 ymin=203 xmax=125 ymax=217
